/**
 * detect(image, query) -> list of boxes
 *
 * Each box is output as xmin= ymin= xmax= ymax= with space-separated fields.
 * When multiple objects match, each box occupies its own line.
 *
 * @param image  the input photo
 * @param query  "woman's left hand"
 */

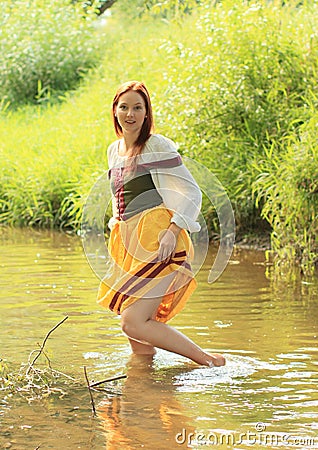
xmin=158 ymin=223 xmax=182 ymax=263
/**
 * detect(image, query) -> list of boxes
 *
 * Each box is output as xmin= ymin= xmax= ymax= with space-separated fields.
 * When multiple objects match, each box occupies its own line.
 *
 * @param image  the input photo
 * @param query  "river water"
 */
xmin=0 ymin=228 xmax=317 ymax=449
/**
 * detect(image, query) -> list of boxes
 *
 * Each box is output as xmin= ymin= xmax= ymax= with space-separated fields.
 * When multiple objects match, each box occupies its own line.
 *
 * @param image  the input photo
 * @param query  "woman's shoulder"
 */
xmin=141 ymin=134 xmax=182 ymax=167
xmin=146 ymin=134 xmax=178 ymax=154
xmin=107 ymin=140 xmax=119 ymax=154
xmin=107 ymin=140 xmax=120 ymax=164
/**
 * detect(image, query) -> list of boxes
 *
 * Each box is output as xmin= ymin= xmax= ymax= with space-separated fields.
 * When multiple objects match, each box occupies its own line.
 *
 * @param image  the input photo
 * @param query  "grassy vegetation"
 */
xmin=0 ymin=0 xmax=317 ymax=273
xmin=0 ymin=0 xmax=104 ymax=107
xmin=254 ymin=108 xmax=318 ymax=274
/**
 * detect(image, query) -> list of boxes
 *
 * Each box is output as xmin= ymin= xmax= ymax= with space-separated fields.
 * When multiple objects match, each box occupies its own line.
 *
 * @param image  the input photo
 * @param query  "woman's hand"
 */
xmin=158 ymin=223 xmax=182 ymax=263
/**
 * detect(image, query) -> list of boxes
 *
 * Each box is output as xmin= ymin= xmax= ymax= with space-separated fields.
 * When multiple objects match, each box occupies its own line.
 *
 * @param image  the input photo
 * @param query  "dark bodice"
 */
xmin=109 ymin=166 xmax=163 ymax=220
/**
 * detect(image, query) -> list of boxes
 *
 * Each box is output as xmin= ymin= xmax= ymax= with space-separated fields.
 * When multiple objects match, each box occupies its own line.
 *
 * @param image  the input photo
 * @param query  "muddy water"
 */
xmin=0 ymin=228 xmax=317 ymax=450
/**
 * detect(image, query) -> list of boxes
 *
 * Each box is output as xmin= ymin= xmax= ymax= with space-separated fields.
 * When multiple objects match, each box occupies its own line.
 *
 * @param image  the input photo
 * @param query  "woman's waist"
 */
xmin=115 ymin=201 xmax=167 ymax=222
xmin=116 ymin=190 xmax=163 ymax=221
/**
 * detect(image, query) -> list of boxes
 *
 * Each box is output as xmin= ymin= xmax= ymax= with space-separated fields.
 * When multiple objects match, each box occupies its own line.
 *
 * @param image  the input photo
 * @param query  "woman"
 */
xmin=97 ymin=80 xmax=225 ymax=367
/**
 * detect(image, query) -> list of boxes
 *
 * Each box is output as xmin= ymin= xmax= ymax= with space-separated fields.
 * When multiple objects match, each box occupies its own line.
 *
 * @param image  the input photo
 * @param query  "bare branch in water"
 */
xmin=50 ymin=368 xmax=78 ymax=382
xmin=89 ymin=374 xmax=127 ymax=388
xmin=26 ymin=316 xmax=69 ymax=375
xmin=84 ymin=366 xmax=96 ymax=416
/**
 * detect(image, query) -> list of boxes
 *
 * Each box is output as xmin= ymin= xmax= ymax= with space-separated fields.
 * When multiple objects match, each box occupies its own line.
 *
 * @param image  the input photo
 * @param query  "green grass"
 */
xmin=253 ymin=106 xmax=318 ymax=275
xmin=0 ymin=0 xmax=317 ymax=272
xmin=0 ymin=0 xmax=104 ymax=106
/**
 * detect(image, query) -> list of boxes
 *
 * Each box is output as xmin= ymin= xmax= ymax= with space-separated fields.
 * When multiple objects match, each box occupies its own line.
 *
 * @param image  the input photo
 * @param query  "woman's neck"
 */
xmin=121 ymin=132 xmax=139 ymax=154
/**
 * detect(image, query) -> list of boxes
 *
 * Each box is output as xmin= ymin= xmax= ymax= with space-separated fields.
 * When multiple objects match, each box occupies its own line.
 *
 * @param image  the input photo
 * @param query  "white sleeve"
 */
xmin=145 ymin=135 xmax=202 ymax=232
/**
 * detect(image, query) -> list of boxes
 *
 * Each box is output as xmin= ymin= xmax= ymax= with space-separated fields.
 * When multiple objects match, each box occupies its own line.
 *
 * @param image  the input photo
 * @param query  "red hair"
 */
xmin=112 ymin=81 xmax=154 ymax=155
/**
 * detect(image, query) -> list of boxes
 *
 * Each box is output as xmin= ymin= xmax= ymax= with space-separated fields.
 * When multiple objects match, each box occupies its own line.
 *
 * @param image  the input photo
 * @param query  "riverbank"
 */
xmin=234 ymin=233 xmax=271 ymax=252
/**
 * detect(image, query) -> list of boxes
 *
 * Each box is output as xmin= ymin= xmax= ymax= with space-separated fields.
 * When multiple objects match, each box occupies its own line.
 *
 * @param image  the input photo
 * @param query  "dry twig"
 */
xmin=84 ymin=366 xmax=96 ymax=416
xmin=26 ymin=316 xmax=69 ymax=375
xmin=89 ymin=374 xmax=127 ymax=388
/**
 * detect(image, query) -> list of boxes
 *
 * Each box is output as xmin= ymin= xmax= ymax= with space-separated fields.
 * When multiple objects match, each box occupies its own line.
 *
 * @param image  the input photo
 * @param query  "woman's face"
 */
xmin=115 ymin=90 xmax=147 ymax=136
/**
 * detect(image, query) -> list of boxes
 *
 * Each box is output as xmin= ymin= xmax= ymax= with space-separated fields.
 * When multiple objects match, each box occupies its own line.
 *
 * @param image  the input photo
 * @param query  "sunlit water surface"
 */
xmin=0 ymin=228 xmax=317 ymax=449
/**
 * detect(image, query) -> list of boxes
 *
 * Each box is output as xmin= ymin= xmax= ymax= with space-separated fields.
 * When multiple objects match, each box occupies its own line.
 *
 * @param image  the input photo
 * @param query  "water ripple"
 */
xmin=173 ymin=355 xmax=268 ymax=392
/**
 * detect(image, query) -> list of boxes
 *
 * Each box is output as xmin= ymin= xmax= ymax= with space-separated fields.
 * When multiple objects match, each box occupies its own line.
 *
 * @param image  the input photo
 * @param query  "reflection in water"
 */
xmin=98 ymin=355 xmax=194 ymax=450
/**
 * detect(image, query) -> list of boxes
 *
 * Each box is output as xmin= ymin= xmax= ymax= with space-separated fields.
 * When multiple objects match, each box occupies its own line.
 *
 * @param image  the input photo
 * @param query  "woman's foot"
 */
xmin=206 ymin=353 xmax=226 ymax=367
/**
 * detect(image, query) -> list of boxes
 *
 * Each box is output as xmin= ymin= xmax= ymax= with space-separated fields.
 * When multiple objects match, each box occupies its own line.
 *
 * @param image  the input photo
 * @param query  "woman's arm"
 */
xmin=146 ymin=135 xmax=202 ymax=233
xmin=144 ymin=134 xmax=202 ymax=261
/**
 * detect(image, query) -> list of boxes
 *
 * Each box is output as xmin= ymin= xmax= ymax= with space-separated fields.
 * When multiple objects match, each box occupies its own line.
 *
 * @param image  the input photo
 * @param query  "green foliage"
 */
xmin=253 ymin=110 xmax=318 ymax=274
xmin=151 ymin=0 xmax=318 ymax=235
xmin=0 ymin=0 xmax=317 ymax=272
xmin=0 ymin=75 xmax=112 ymax=229
xmin=0 ymin=0 xmax=104 ymax=106
xmin=112 ymin=0 xmax=203 ymax=20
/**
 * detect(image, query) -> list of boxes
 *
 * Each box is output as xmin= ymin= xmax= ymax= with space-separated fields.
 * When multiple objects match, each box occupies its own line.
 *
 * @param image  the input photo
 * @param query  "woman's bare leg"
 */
xmin=128 ymin=337 xmax=156 ymax=356
xmin=127 ymin=306 xmax=158 ymax=355
xmin=121 ymin=297 xmax=225 ymax=367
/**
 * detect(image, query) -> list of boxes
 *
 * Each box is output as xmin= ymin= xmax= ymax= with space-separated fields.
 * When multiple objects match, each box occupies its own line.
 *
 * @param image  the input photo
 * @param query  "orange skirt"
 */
xmin=97 ymin=205 xmax=197 ymax=323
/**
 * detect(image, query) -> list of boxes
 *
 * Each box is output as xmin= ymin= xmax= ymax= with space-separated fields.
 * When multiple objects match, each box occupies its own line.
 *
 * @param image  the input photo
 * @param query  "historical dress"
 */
xmin=97 ymin=134 xmax=202 ymax=323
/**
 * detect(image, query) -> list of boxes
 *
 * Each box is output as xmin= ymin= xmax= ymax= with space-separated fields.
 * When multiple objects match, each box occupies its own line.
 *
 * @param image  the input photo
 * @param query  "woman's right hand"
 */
xmin=157 ymin=223 xmax=181 ymax=263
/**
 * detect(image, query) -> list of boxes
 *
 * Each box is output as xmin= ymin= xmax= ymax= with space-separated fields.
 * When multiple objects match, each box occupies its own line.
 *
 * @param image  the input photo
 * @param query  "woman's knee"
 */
xmin=120 ymin=297 xmax=161 ymax=339
xmin=121 ymin=313 xmax=143 ymax=340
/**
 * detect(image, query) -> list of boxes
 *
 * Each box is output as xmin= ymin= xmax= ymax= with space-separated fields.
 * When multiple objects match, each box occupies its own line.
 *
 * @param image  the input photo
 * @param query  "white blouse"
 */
xmin=107 ymin=134 xmax=202 ymax=232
